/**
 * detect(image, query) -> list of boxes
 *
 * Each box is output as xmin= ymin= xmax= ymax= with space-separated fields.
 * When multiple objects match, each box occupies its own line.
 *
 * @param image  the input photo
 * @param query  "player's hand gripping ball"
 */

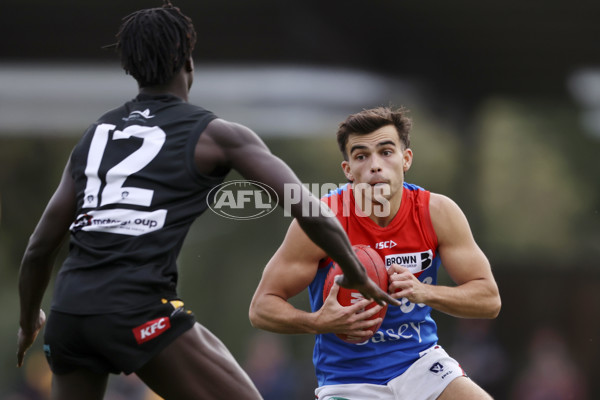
xmin=323 ymin=244 xmax=388 ymax=343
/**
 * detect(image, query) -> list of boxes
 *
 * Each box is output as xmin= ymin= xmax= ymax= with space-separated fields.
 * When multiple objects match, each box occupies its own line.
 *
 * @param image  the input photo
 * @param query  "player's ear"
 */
xmin=184 ymin=57 xmax=194 ymax=90
xmin=341 ymin=161 xmax=353 ymax=182
xmin=403 ymin=148 xmax=413 ymax=172
xmin=185 ymin=57 xmax=194 ymax=72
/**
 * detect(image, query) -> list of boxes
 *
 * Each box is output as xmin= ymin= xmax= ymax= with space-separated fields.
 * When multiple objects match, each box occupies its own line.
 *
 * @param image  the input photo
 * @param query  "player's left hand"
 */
xmin=335 ymin=274 xmax=401 ymax=307
xmin=17 ymin=309 xmax=46 ymax=368
xmin=388 ymin=264 xmax=429 ymax=304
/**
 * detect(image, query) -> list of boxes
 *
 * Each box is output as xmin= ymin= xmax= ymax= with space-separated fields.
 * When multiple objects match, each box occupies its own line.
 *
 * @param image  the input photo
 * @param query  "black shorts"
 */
xmin=43 ymin=297 xmax=196 ymax=375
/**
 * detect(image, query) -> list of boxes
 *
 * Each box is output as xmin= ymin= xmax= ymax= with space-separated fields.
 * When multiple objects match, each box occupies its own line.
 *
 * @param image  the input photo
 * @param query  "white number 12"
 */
xmin=83 ymin=123 xmax=166 ymax=208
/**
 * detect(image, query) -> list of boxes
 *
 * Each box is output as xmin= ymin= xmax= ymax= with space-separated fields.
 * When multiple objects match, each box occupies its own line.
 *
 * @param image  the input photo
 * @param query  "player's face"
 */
xmin=341 ymin=125 xmax=412 ymax=216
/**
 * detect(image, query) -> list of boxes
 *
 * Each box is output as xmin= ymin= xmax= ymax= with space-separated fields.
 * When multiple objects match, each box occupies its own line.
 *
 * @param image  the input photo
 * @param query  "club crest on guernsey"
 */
xmin=122 ymin=109 xmax=156 ymax=121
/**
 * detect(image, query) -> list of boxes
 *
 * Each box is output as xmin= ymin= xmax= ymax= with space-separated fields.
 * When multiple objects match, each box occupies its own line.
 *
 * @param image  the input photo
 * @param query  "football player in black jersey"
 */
xmin=17 ymin=1 xmax=399 ymax=399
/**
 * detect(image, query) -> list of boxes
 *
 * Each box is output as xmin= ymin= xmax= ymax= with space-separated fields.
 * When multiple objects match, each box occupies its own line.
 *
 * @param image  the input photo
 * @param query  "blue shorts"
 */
xmin=43 ymin=297 xmax=195 ymax=375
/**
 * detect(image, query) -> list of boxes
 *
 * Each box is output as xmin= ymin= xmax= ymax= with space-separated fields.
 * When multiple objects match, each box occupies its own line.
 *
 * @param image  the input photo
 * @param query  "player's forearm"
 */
xmin=18 ymin=239 xmax=57 ymax=332
xmin=232 ymin=148 xmax=368 ymax=286
xmin=18 ymin=263 xmax=52 ymax=332
xmin=293 ymin=203 xmax=367 ymax=285
xmin=249 ymin=294 xmax=319 ymax=334
xmin=234 ymin=148 xmax=367 ymax=286
xmin=424 ymin=279 xmax=501 ymax=319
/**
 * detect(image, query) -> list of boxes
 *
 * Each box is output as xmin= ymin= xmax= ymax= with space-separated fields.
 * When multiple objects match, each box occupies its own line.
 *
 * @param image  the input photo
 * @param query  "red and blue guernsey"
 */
xmin=308 ymin=182 xmax=441 ymax=386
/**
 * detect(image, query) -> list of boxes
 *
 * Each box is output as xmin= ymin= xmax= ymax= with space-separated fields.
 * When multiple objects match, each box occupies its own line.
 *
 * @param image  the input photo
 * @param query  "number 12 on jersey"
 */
xmin=83 ymin=123 xmax=166 ymax=209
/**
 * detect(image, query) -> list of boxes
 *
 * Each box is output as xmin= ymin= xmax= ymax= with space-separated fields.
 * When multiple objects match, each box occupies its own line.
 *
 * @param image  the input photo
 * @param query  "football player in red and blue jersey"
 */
xmin=250 ymin=106 xmax=501 ymax=400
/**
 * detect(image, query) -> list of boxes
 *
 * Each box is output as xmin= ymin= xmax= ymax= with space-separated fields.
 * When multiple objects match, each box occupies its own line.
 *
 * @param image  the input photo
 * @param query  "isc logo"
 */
xmin=132 ymin=317 xmax=171 ymax=344
xmin=375 ymin=240 xmax=397 ymax=249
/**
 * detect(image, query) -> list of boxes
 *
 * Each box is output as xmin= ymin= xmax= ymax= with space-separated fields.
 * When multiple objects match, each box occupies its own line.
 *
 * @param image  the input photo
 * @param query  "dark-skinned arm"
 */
xmin=198 ymin=119 xmax=399 ymax=306
xmin=17 ymin=160 xmax=77 ymax=367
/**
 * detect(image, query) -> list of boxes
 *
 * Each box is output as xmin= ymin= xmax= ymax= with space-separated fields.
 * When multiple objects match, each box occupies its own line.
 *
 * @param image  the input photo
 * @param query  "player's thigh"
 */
xmin=136 ymin=322 xmax=262 ymax=400
xmin=51 ymin=369 xmax=109 ymax=400
xmin=437 ymin=376 xmax=493 ymax=400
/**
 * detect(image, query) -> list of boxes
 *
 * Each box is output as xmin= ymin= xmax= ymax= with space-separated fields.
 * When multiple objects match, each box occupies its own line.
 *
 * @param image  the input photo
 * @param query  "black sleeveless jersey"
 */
xmin=51 ymin=93 xmax=225 ymax=314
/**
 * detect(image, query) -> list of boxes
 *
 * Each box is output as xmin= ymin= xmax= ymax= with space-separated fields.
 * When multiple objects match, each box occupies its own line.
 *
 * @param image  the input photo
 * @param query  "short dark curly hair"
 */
xmin=336 ymin=106 xmax=412 ymax=160
xmin=115 ymin=1 xmax=197 ymax=87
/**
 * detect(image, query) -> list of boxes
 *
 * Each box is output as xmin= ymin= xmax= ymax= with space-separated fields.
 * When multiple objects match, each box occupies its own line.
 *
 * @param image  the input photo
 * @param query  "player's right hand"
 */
xmin=316 ymin=283 xmax=383 ymax=337
xmin=17 ymin=309 xmax=46 ymax=368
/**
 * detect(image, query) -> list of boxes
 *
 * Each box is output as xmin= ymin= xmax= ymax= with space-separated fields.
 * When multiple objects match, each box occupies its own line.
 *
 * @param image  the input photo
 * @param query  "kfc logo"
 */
xmin=132 ymin=317 xmax=171 ymax=344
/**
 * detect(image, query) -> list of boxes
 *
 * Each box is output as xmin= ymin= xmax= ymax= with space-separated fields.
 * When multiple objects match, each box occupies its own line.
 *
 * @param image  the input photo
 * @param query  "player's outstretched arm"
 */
xmin=199 ymin=119 xmax=399 ymax=306
xmin=17 ymin=160 xmax=76 ymax=367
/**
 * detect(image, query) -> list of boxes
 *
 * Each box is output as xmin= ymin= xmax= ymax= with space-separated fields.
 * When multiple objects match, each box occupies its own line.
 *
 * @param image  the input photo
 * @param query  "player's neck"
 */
xmin=352 ymin=187 xmax=402 ymax=227
xmin=367 ymin=198 xmax=401 ymax=227
xmin=139 ymin=86 xmax=188 ymax=102
xmin=138 ymin=71 xmax=190 ymax=102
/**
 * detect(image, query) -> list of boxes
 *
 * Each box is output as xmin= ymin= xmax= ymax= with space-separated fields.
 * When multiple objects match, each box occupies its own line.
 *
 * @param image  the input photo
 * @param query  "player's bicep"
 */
xmin=431 ymin=194 xmax=492 ymax=285
xmin=201 ymin=119 xmax=269 ymax=169
xmin=256 ymin=219 xmax=327 ymax=301
xmin=440 ymin=241 xmax=492 ymax=286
